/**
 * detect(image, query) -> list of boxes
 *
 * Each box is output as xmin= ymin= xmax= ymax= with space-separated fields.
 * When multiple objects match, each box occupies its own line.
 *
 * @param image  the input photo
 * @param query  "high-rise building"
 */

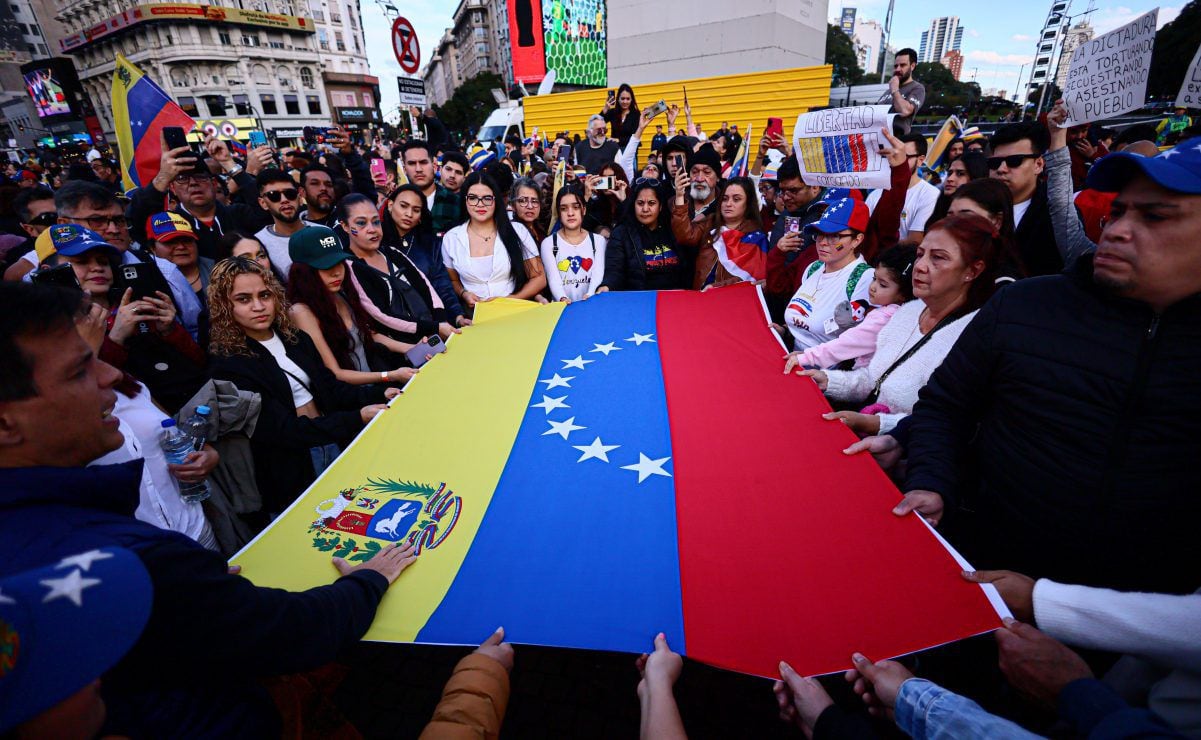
xmin=1055 ymin=19 xmax=1093 ymax=89
xmin=918 ymin=16 xmax=963 ymax=64
xmin=422 ymin=29 xmax=462 ymax=108
xmin=853 ymin=18 xmax=886 ymax=77
xmin=941 ymin=49 xmax=964 ymax=80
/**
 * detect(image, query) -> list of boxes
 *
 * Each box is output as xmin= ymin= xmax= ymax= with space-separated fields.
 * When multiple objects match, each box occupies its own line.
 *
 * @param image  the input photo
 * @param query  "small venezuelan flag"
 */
xmin=110 ymin=54 xmax=195 ymax=192
xmin=233 ymin=286 xmax=1004 ymax=678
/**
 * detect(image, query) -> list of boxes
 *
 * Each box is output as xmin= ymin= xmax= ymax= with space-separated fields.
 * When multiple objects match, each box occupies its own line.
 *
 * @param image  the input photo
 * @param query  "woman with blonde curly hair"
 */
xmin=207 ymin=256 xmax=396 ymax=511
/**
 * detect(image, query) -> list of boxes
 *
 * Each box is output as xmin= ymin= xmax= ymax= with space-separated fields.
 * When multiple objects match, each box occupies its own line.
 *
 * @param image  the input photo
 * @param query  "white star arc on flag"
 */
xmin=538 ymin=373 xmax=574 ymax=389
xmin=543 ymin=416 xmax=586 ymax=440
xmin=40 ymin=569 xmax=102 ymax=607
xmin=562 ymin=355 xmax=594 ymax=370
xmin=590 ymin=342 xmax=622 ymax=356
xmin=621 ymin=453 xmax=673 ymax=483
xmin=531 ymin=395 xmax=570 ymax=414
xmin=573 ymin=436 xmax=620 ymax=463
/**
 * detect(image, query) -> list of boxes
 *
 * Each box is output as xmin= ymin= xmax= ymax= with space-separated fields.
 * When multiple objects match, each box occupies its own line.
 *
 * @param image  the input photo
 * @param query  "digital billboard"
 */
xmin=21 ymin=58 xmax=84 ymax=120
xmin=508 ymin=0 xmax=606 ymax=87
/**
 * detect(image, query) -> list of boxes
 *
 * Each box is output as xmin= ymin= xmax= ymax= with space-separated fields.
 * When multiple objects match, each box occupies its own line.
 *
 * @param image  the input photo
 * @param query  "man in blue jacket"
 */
xmin=0 ymin=282 xmax=418 ymax=737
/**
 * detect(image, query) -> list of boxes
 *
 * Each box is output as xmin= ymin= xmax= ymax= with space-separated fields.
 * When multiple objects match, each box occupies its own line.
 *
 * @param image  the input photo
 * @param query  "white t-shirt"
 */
xmin=866 ymin=179 xmax=941 ymax=240
xmin=441 ymin=221 xmax=539 ymax=300
xmin=255 ymin=222 xmax=316 ymax=283
xmin=540 ymin=231 xmax=607 ymax=302
xmin=258 ymin=332 xmax=314 ymax=408
xmin=1013 ymin=198 xmax=1032 ymax=228
xmin=91 ymin=383 xmax=217 ymax=549
xmin=784 ymin=256 xmax=875 ymax=351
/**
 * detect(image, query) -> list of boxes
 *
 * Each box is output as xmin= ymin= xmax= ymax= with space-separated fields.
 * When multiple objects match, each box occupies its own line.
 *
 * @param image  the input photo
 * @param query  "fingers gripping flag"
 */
xmin=110 ymin=54 xmax=196 ymax=192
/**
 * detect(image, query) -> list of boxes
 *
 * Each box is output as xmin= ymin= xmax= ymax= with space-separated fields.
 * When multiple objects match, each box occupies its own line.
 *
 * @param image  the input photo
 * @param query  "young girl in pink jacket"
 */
xmin=783 ymin=244 xmax=916 ymax=373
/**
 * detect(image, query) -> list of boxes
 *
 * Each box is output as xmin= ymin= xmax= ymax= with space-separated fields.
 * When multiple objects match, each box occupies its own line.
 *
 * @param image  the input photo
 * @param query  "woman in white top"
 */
xmin=801 ymin=214 xmax=1007 ymax=436
xmin=783 ymin=198 xmax=875 ymax=351
xmin=540 ymin=184 xmax=607 ymax=302
xmin=442 ymin=171 xmax=547 ymax=313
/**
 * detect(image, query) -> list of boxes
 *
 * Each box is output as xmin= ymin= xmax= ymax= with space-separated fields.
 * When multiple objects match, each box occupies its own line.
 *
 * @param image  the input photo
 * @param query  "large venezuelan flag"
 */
xmin=234 ymin=285 xmax=1004 ymax=678
xmin=110 ymin=54 xmax=196 ymax=192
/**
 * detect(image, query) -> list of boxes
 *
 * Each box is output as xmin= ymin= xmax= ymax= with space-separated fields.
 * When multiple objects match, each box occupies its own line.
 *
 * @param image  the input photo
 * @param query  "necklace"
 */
xmin=468 ymin=225 xmax=496 ymax=242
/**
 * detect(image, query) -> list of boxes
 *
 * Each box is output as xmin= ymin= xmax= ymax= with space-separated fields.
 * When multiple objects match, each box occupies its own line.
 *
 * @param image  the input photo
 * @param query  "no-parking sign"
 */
xmin=392 ymin=16 xmax=420 ymax=75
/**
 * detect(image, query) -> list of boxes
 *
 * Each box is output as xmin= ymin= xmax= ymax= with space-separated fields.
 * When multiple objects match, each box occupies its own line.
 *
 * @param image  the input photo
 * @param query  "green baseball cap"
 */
xmin=288 ymin=225 xmax=352 ymax=270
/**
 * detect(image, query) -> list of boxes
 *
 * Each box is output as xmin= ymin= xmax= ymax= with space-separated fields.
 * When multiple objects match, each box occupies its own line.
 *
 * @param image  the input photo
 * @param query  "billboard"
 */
xmin=20 ymin=58 xmax=84 ymax=120
xmin=60 ymin=3 xmax=313 ymax=52
xmin=507 ymin=0 xmax=605 ymax=86
xmin=840 ymin=7 xmax=856 ymax=36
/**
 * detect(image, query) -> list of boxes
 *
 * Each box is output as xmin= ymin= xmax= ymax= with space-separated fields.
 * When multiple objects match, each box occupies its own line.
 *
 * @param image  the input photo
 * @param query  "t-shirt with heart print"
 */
xmin=540 ymin=231 xmax=608 ymax=302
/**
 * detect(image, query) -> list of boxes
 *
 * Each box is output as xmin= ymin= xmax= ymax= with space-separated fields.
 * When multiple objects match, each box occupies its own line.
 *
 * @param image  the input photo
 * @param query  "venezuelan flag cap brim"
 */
xmin=43 ymin=224 xmax=120 ymax=259
xmin=1087 ymin=145 xmax=1201 ymax=195
xmin=0 ymin=547 xmax=152 ymax=732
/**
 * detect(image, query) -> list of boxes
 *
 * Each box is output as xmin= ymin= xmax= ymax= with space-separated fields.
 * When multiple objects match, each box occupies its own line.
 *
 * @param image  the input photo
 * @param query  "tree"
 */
xmin=826 ymin=24 xmax=864 ymax=87
xmin=433 ymin=72 xmax=505 ymax=138
xmin=1027 ymin=82 xmax=1062 ymax=108
xmin=1148 ymin=0 xmax=1201 ymax=100
xmin=914 ymin=61 xmax=980 ymax=110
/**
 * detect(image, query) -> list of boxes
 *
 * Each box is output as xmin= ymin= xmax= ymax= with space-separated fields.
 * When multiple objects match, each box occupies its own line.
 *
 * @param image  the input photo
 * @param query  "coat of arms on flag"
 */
xmin=309 ymin=480 xmax=462 ymax=559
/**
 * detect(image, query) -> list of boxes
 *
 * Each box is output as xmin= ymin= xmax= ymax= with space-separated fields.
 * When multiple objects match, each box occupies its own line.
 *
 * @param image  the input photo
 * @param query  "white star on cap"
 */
xmin=621 ymin=453 xmax=673 ymax=483
xmin=530 ymin=395 xmax=570 ymax=415
xmin=573 ymin=436 xmax=620 ymax=463
xmin=538 ymin=373 xmax=574 ymax=389
xmin=543 ymin=416 xmax=586 ymax=440
xmin=590 ymin=342 xmax=622 ymax=356
xmin=56 ymin=550 xmax=113 ymax=572
xmin=1159 ymin=147 xmax=1180 ymax=159
xmin=625 ymin=332 xmax=656 ymax=346
xmin=562 ymin=355 xmax=594 ymax=370
xmin=0 ymin=588 xmax=14 ymax=605
xmin=41 ymin=569 xmax=102 ymax=607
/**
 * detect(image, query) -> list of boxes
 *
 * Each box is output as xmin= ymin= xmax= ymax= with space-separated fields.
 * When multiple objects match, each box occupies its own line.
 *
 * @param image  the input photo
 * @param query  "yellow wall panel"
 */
xmin=524 ymin=65 xmax=833 ymax=144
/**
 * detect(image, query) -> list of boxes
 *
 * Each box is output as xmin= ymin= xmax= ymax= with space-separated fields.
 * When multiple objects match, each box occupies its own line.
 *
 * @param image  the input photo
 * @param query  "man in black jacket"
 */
xmin=0 ymin=282 xmax=417 ymax=737
xmin=896 ymin=142 xmax=1201 ymax=595
xmin=988 ymin=122 xmax=1062 ymax=276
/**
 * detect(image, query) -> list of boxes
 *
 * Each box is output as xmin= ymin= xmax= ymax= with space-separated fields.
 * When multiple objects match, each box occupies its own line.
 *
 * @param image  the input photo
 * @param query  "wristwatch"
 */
xmin=224 ymin=163 xmax=244 ymax=176
xmin=380 ymin=371 xmax=389 ymax=381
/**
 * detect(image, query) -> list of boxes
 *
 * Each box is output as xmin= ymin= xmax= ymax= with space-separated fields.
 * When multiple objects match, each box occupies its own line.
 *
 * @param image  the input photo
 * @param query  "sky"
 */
xmin=360 ymin=0 xmax=1178 ymax=117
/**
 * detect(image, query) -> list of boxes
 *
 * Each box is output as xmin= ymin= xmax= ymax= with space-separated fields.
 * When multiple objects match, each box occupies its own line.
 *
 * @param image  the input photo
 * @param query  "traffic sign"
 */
xmin=397 ymin=77 xmax=427 ymax=107
xmin=392 ymin=16 xmax=420 ymax=75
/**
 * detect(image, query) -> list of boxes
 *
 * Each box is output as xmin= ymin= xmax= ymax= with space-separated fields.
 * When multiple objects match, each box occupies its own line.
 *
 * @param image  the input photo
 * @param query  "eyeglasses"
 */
xmin=173 ymin=173 xmax=212 ymax=184
xmin=66 ymin=214 xmax=128 ymax=230
xmin=262 ymin=188 xmax=300 ymax=203
xmin=514 ymin=197 xmax=539 ymax=207
xmin=465 ymin=194 xmax=495 ymax=206
xmin=815 ymin=231 xmax=856 ymax=244
xmin=987 ymin=153 xmax=1040 ymax=171
xmin=25 ymin=212 xmax=57 ymax=226
xmin=634 ymin=177 xmax=661 ymax=186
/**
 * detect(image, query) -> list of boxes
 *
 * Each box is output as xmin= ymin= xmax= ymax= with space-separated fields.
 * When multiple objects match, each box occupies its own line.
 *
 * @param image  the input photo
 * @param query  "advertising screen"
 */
xmin=23 ymin=64 xmax=73 ymax=118
xmin=542 ymin=0 xmax=606 ymax=86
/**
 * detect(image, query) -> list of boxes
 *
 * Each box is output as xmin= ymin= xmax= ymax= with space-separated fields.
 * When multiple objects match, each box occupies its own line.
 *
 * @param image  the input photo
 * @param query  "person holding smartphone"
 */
xmin=600 ymin=84 xmax=641 ymax=152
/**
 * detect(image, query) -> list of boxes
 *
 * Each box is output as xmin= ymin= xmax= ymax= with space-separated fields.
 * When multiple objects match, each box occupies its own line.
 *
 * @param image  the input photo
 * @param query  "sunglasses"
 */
xmin=262 ymin=188 xmax=300 ymax=203
xmin=25 ymin=212 xmax=58 ymax=226
xmin=987 ymin=153 xmax=1040 ymax=171
xmin=634 ymin=177 xmax=661 ymax=186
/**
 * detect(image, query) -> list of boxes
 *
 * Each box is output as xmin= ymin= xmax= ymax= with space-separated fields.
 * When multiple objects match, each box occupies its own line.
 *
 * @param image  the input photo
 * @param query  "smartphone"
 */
xmin=671 ymin=153 xmax=685 ymax=172
xmin=117 ymin=263 xmax=158 ymax=302
xmin=595 ymin=175 xmax=613 ymax=190
xmin=682 ymin=85 xmax=689 ymax=108
xmin=648 ymin=99 xmax=668 ymax=118
xmin=163 ymin=126 xmax=189 ymax=151
xmin=766 ymin=117 xmax=784 ymax=141
xmin=303 ymin=126 xmax=335 ymax=145
xmin=404 ymin=335 xmax=446 ymax=368
xmin=30 ymin=263 xmax=81 ymax=291
xmin=248 ymin=130 xmax=269 ymax=148
xmin=607 ymin=88 xmax=616 ymax=102
xmin=785 ymin=216 xmax=801 ymax=234
xmin=370 ymin=157 xmax=386 ymax=181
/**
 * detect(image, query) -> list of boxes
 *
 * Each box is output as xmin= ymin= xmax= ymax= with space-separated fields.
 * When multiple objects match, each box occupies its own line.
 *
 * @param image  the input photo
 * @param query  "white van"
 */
xmin=477 ymin=102 xmax=524 ymax=148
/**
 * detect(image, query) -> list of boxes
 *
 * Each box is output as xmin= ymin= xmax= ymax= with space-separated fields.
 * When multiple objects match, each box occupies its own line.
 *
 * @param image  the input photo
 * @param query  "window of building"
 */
xmin=260 ymin=93 xmax=277 ymax=114
xmin=335 ymin=31 xmax=344 ymax=51
xmin=318 ymin=28 xmax=329 ymax=50
xmin=252 ymin=63 xmax=270 ymax=84
xmin=205 ymin=95 xmax=228 ymax=116
xmin=242 ymin=33 xmax=260 ymax=46
xmin=330 ymin=9 xmax=341 ymax=22
xmin=284 ymin=94 xmax=300 ymax=115
xmin=300 ymin=67 xmax=314 ymax=88
xmin=476 ymin=42 xmax=487 ymax=54
xmin=218 ymin=30 xmax=231 ymax=44
xmin=474 ymin=27 xmax=486 ymax=38
xmin=361 ymin=91 xmax=373 ymax=107
xmin=306 ymin=95 xmax=322 ymax=114
xmin=178 ymin=96 xmax=200 ymax=117
xmin=353 ymin=36 xmax=360 ymax=53
xmin=233 ymin=94 xmax=252 ymax=116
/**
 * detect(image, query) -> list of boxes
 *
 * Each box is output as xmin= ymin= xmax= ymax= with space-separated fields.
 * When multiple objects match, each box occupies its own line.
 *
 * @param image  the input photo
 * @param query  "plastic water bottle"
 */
xmin=180 ymin=405 xmax=212 ymax=452
xmin=160 ymin=419 xmax=210 ymax=503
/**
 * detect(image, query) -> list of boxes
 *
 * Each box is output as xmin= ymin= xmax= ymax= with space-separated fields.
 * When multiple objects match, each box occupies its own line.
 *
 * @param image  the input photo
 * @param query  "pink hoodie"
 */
xmin=791 ymin=303 xmax=902 ymax=369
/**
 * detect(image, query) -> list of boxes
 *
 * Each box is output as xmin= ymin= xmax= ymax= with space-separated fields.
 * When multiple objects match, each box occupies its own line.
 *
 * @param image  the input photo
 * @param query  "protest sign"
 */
xmin=1063 ymin=9 xmax=1158 ymax=126
xmin=1176 ymin=43 xmax=1201 ymax=109
xmin=793 ymin=105 xmax=895 ymax=190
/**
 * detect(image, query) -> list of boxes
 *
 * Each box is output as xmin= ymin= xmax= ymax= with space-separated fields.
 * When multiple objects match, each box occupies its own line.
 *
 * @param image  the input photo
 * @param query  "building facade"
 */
xmin=304 ymin=0 xmax=380 ymax=129
xmin=1054 ymin=20 xmax=1093 ymax=90
xmin=918 ymin=16 xmax=963 ymax=65
xmin=852 ymin=17 xmax=886 ymax=78
xmin=451 ymin=0 xmax=493 ymax=81
xmin=941 ymin=49 xmax=963 ymax=81
xmin=422 ymin=29 xmax=461 ymax=108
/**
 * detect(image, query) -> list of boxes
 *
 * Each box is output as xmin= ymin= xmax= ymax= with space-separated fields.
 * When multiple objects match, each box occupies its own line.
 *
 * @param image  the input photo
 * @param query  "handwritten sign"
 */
xmin=1064 ymin=8 xmax=1158 ymax=126
xmin=1176 ymin=43 xmax=1201 ymax=109
xmin=793 ymin=106 xmax=895 ymax=189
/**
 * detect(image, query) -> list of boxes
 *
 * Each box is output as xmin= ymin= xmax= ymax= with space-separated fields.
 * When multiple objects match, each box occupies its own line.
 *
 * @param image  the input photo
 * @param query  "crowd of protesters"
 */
xmin=1 ymin=72 xmax=1199 ymax=740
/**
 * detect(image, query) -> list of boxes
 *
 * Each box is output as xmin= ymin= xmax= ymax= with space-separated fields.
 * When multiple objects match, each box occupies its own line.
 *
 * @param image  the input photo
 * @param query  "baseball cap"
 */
xmin=288 ymin=225 xmax=352 ymax=270
xmin=469 ymin=146 xmax=497 ymax=171
xmin=18 ymin=170 xmax=38 ymax=182
xmin=818 ymin=187 xmax=864 ymax=205
xmin=1086 ymin=140 xmax=1201 ymax=194
xmin=0 ymin=547 xmax=152 ymax=732
xmin=34 ymin=223 xmax=120 ymax=262
xmin=805 ymin=197 xmax=870 ymax=234
xmin=146 ymin=212 xmax=196 ymax=243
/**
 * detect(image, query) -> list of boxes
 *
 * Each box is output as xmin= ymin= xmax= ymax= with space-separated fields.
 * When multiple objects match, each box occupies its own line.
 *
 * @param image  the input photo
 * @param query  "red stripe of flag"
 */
xmin=656 ymin=284 xmax=1001 ymax=678
xmin=850 ymin=133 xmax=867 ymax=172
xmin=131 ymin=106 xmax=196 ymax=188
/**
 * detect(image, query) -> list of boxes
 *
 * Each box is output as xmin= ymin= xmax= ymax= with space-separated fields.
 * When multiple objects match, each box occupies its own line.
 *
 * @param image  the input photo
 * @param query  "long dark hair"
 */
xmin=949 ymin=179 xmax=1015 ymax=244
xmin=462 ymin=171 xmax=530 ymax=290
xmin=382 ymin=183 xmax=434 ymax=246
xmin=554 ymin=183 xmax=588 ymax=233
xmin=715 ymin=177 xmax=763 ymax=231
xmin=874 ymin=243 xmax=918 ymax=302
xmin=924 ymin=214 xmax=1007 ymax=315
xmin=286 ymin=261 xmax=376 ymax=370
xmin=620 ymin=179 xmax=670 ymax=233
xmin=615 ymin=83 xmax=638 ymax=116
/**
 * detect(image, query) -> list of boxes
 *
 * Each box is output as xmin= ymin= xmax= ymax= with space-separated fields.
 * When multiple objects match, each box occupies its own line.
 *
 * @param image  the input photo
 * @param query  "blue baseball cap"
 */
xmin=1086 ymin=139 xmax=1201 ymax=194
xmin=805 ymin=197 xmax=870 ymax=234
xmin=36 ymin=223 xmax=120 ymax=260
xmin=0 ymin=547 xmax=152 ymax=732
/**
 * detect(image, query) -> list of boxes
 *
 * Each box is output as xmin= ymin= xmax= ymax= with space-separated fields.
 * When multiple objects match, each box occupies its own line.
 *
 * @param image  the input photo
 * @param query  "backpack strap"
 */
xmin=805 ymin=261 xmax=823 ymax=280
xmin=551 ymin=232 xmax=558 ymax=261
xmin=845 ymin=262 xmax=871 ymax=301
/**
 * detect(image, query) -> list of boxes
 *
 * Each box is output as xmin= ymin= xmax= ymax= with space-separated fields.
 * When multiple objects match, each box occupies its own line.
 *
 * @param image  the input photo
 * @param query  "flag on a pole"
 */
xmin=918 ymin=115 xmax=964 ymax=184
xmin=548 ymin=159 xmax=567 ymax=229
xmin=110 ymin=54 xmax=195 ymax=192
xmin=728 ymin=123 xmax=753 ymax=178
xmin=233 ymin=285 xmax=1006 ymax=679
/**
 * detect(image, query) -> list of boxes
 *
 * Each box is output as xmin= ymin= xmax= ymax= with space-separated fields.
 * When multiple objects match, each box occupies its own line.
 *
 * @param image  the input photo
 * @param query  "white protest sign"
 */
xmin=1064 ymin=8 xmax=1158 ymax=126
xmin=1176 ymin=43 xmax=1201 ymax=109
xmin=793 ymin=106 xmax=896 ymax=189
